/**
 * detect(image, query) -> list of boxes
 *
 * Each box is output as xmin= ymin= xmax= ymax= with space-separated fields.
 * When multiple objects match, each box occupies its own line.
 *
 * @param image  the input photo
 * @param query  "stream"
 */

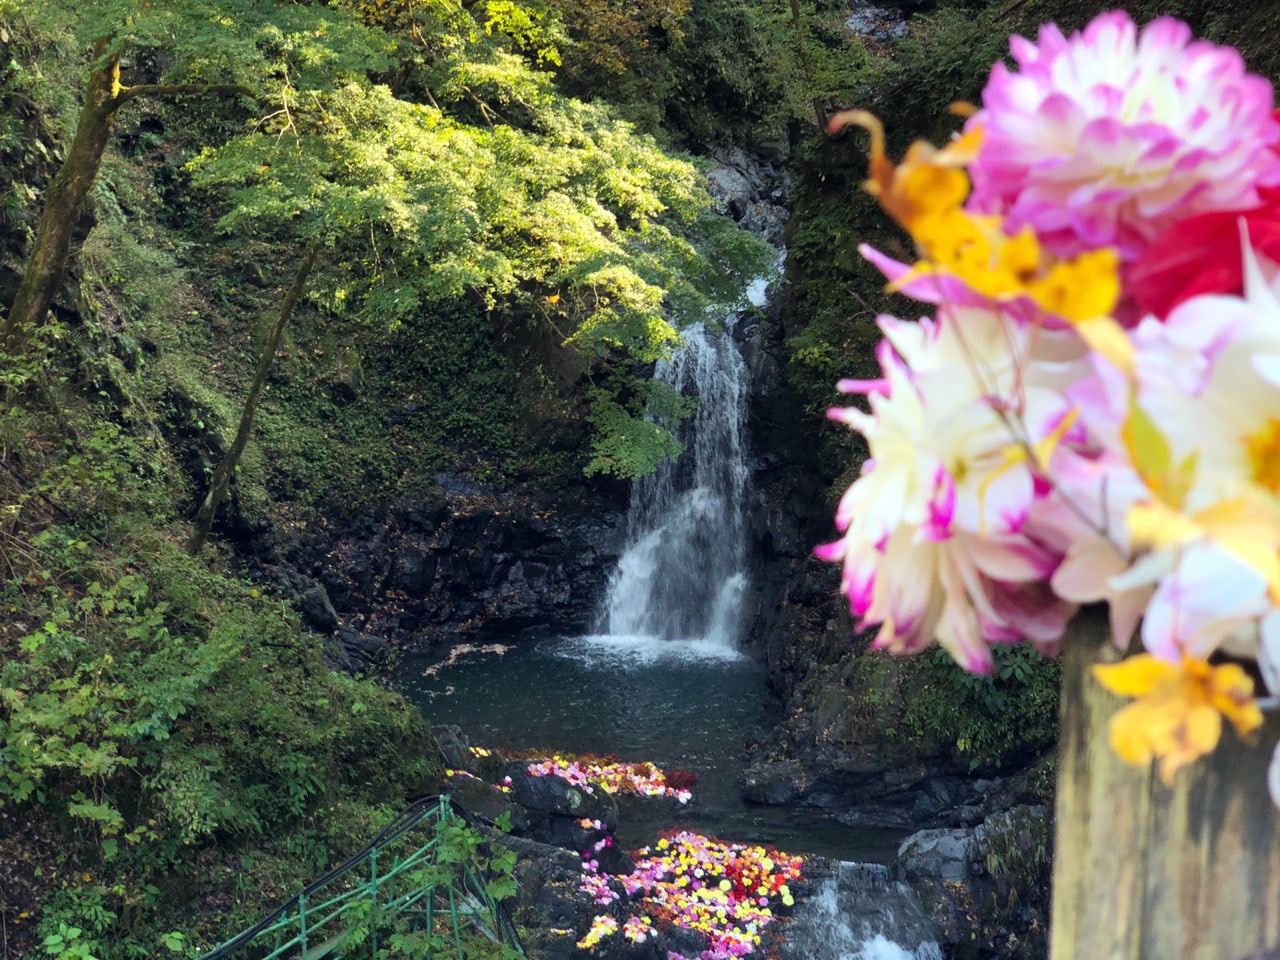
xmin=399 ymin=634 xmax=903 ymax=862
xmin=398 ymin=280 xmax=943 ymax=955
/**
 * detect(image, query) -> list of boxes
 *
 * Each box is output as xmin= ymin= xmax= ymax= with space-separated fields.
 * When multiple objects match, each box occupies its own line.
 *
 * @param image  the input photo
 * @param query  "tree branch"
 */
xmin=113 ymin=83 xmax=255 ymax=107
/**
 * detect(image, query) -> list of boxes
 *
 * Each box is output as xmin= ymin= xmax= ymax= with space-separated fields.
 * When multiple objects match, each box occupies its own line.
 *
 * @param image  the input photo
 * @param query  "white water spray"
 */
xmin=780 ymin=863 xmax=943 ymax=960
xmin=600 ymin=315 xmax=753 ymax=649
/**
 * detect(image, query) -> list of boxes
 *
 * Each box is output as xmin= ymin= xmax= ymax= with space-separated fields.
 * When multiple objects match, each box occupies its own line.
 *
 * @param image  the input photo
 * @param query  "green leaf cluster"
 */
xmin=174 ymin=0 xmax=773 ymax=479
xmin=902 ymin=645 xmax=1061 ymax=771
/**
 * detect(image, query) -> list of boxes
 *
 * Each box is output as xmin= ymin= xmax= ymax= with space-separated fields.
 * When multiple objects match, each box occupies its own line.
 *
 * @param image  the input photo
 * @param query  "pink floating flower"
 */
xmin=966 ymin=11 xmax=1280 ymax=261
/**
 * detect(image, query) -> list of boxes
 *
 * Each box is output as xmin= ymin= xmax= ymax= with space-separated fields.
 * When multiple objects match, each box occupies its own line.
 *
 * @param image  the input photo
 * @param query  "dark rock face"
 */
xmin=500 ymin=833 xmax=604 ymax=960
xmin=253 ymin=490 xmax=624 ymax=652
xmin=299 ymin=584 xmax=339 ymax=634
xmin=738 ymin=759 xmax=805 ymax=805
xmin=326 ymin=627 xmax=390 ymax=674
xmin=737 ymin=302 xmax=831 ymax=671
xmin=508 ymin=761 xmax=620 ymax=832
xmin=705 ymin=147 xmax=792 ymax=246
xmin=897 ymin=805 xmax=1052 ymax=959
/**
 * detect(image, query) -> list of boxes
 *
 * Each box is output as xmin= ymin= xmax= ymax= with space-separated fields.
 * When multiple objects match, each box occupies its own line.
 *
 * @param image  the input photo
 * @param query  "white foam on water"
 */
xmin=857 ymin=934 xmax=940 ymax=960
xmin=780 ymin=863 xmax=943 ymax=960
xmin=552 ymin=633 xmax=749 ymax=667
xmin=746 ymin=274 xmax=771 ymax=308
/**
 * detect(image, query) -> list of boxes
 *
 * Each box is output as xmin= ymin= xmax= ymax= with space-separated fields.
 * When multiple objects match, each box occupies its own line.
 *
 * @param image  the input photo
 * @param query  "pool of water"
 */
xmin=397 ymin=634 xmax=906 ymax=862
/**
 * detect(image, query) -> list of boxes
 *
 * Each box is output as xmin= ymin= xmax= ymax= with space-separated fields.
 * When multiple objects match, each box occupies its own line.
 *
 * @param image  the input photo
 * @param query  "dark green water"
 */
xmin=397 ymin=634 xmax=905 ymax=862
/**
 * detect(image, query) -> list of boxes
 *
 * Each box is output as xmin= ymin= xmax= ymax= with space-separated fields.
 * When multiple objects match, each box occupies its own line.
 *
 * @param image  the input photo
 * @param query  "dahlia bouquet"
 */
xmin=819 ymin=11 xmax=1280 ymax=797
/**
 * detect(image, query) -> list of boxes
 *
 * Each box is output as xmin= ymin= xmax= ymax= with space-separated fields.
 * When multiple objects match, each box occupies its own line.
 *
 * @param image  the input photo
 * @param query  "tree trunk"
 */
xmin=0 ymin=33 xmax=251 ymax=355
xmin=1051 ymin=609 xmax=1280 ymax=960
xmin=186 ymin=242 xmax=320 ymax=557
xmin=1 ymin=40 xmax=118 ymax=352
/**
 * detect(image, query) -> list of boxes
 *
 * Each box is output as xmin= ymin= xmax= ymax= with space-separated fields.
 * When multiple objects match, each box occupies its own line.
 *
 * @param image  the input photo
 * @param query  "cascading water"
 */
xmin=780 ymin=862 xmax=944 ymax=960
xmin=600 ymin=311 xmax=753 ymax=650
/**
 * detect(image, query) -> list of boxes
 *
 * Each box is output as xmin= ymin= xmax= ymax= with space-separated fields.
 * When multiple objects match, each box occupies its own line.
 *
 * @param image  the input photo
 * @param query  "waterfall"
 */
xmin=780 ymin=863 xmax=944 ymax=960
xmin=600 ymin=314 xmax=752 ymax=649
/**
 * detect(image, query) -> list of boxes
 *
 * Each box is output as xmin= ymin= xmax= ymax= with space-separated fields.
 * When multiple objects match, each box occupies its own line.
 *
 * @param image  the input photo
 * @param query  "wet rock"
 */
xmin=739 ymin=759 xmax=805 ymax=804
xmin=897 ymin=805 xmax=1051 ymax=959
xmin=435 ymin=470 xmax=483 ymax=496
xmin=897 ymin=827 xmax=973 ymax=882
xmin=254 ymin=489 xmax=625 ymax=650
xmin=844 ymin=4 xmax=909 ymax=41
xmin=432 ymin=724 xmax=475 ymax=771
xmin=326 ymin=626 xmax=390 ymax=674
xmin=705 ymin=166 xmax=755 ymax=219
xmin=444 ymin=772 xmax=529 ymax=832
xmin=300 ymin=583 xmax=340 ymax=633
xmin=704 ymin=147 xmax=792 ymax=246
xmin=510 ymin=764 xmax=619 ymax=830
xmin=387 ymin=545 xmax=438 ymax=599
xmin=499 ymin=833 xmax=599 ymax=960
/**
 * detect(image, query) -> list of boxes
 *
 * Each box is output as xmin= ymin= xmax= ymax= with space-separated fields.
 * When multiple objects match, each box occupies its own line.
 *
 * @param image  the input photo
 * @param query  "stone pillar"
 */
xmin=1051 ymin=611 xmax=1280 ymax=960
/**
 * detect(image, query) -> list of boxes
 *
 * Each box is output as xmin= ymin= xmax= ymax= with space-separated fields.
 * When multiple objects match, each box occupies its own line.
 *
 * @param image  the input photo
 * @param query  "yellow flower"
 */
xmin=831 ymin=109 xmax=1120 ymax=323
xmin=827 ymin=109 xmax=978 ymax=236
xmin=1093 ymin=653 xmax=1263 ymax=784
xmin=1127 ymin=493 xmax=1280 ymax=604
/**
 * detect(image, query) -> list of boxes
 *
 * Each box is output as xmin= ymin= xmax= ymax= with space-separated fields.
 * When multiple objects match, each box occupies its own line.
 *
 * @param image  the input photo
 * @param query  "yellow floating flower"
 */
xmin=1093 ymin=653 xmax=1263 ymax=784
xmin=828 ymin=109 xmax=977 ymax=236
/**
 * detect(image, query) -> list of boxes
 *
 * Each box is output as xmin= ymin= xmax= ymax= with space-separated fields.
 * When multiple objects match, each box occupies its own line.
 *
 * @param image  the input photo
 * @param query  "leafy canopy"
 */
xmin=186 ymin=0 xmax=773 ymax=477
xmin=15 ymin=0 xmax=394 ymax=96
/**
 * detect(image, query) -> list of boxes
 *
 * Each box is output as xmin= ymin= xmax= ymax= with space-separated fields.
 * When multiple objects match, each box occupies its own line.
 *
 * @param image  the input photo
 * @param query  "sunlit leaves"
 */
xmin=45 ymin=0 xmax=392 ymax=95
xmin=182 ymin=0 xmax=770 ymax=476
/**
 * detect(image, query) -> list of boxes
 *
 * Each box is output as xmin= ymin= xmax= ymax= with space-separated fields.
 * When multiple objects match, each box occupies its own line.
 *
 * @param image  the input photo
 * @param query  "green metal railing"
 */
xmin=199 ymin=796 xmax=524 ymax=960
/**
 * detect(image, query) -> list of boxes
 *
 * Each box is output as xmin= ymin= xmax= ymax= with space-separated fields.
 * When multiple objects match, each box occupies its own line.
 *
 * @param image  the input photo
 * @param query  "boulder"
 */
xmin=432 ymin=724 xmax=475 ymax=771
xmin=738 ymin=759 xmax=805 ymax=805
xmin=443 ymin=771 xmax=529 ymax=832
xmin=897 ymin=827 xmax=975 ymax=882
xmin=509 ymin=763 xmax=619 ymax=829
xmin=705 ymin=166 xmax=755 ymax=219
xmin=299 ymin=583 xmax=339 ymax=634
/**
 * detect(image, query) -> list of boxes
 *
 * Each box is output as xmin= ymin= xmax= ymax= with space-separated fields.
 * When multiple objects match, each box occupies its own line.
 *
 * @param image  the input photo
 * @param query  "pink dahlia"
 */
xmin=815 ymin=306 xmax=1079 ymax=671
xmin=966 ymin=11 xmax=1280 ymax=261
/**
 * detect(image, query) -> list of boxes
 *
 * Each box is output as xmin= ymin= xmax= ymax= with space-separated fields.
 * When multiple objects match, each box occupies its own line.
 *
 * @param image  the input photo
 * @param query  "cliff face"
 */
xmin=247 ymin=486 xmax=626 ymax=661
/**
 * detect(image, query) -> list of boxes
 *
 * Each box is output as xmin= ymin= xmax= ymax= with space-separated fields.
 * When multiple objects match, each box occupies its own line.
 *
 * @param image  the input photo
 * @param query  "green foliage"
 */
xmin=41 ymin=922 xmax=100 ymax=960
xmin=184 ymin=4 xmax=773 ymax=481
xmin=546 ymin=0 xmax=882 ymax=147
xmin=38 ymin=0 xmax=395 ymax=98
xmin=585 ymin=379 xmax=694 ymax=479
xmin=902 ymin=646 xmax=1061 ymax=770
xmin=0 ymin=408 xmax=441 ymax=952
